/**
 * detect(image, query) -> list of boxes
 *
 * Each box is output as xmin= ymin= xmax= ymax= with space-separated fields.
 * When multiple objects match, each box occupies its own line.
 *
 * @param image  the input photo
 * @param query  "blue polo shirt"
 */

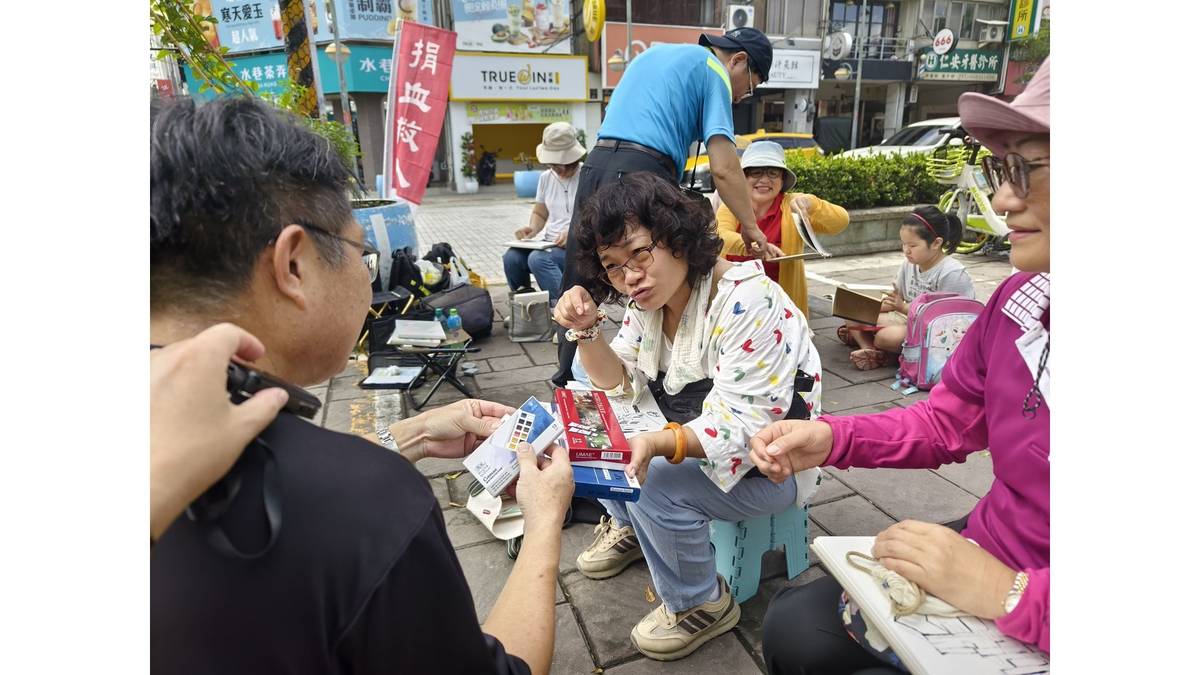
xmin=598 ymin=44 xmax=735 ymax=181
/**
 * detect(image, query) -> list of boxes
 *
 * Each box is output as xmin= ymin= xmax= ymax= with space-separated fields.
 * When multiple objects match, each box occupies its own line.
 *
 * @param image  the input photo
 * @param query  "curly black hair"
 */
xmin=151 ymin=95 xmax=356 ymax=313
xmin=574 ymin=172 xmax=723 ymax=305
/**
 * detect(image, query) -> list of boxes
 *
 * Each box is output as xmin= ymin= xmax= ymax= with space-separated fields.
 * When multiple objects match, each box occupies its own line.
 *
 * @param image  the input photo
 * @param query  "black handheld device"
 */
xmin=226 ymin=361 xmax=322 ymax=420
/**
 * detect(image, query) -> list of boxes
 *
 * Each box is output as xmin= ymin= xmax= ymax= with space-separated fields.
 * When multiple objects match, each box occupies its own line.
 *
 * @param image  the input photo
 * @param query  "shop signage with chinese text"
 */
xmin=916 ymin=48 xmax=1002 ymax=82
xmin=181 ymin=44 xmax=398 ymax=97
xmin=466 ymin=102 xmax=573 ymax=123
xmin=382 ymin=22 xmax=456 ymax=203
xmin=192 ymin=0 xmax=435 ymax=54
xmin=759 ymin=49 xmax=820 ymax=90
xmin=451 ymin=0 xmax=572 ymax=54
xmin=1008 ymin=0 xmax=1043 ymax=41
xmin=450 ymin=53 xmax=587 ymax=101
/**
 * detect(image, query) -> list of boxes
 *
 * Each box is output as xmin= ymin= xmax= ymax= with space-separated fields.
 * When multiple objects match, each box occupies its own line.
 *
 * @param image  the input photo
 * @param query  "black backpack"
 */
xmin=388 ymin=247 xmax=448 ymax=297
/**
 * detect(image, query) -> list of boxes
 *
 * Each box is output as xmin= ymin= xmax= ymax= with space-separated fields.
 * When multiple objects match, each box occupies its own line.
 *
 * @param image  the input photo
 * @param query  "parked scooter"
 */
xmin=477 ymin=146 xmax=500 ymax=186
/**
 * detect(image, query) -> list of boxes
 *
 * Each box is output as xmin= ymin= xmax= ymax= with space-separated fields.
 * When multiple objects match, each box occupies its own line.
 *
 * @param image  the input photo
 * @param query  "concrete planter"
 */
xmin=819 ymin=205 xmax=915 ymax=257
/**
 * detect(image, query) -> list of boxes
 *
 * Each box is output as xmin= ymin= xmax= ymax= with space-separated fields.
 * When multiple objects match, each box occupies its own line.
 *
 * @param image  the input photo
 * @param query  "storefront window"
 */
xmin=604 ymin=0 xmax=718 ymax=28
xmin=829 ymin=2 xmax=899 ymax=58
xmin=920 ymin=1 xmax=1006 ymax=38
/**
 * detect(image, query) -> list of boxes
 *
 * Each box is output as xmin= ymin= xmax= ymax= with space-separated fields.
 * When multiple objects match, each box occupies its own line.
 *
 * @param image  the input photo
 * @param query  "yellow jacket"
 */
xmin=716 ymin=193 xmax=850 ymax=318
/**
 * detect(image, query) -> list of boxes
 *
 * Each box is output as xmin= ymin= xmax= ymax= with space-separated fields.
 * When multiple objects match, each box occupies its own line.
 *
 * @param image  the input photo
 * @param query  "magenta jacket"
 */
xmin=822 ymin=272 xmax=1050 ymax=653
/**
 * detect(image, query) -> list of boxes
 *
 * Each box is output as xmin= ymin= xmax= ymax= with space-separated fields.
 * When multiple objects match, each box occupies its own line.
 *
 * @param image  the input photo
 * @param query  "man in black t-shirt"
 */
xmin=150 ymin=96 xmax=575 ymax=675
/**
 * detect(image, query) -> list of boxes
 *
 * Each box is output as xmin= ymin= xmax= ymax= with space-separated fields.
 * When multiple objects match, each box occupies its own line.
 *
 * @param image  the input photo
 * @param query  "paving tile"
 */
xmin=561 ymin=566 xmax=658 ymax=666
xmin=320 ymin=397 xmax=376 ymax=436
xmin=817 ymin=369 xmax=852 ymax=391
xmin=461 ymin=358 xmax=492 ymax=374
xmin=892 ymin=389 xmax=929 ymax=407
xmin=417 ymin=456 xmax=466 ymax=477
xmin=813 ymin=336 xmax=899 ymax=385
xmin=444 ymin=507 xmax=496 ymax=549
xmin=809 ymin=495 xmax=897 ymax=537
xmin=429 ymin=476 xmax=452 ymax=510
xmin=558 ymin=521 xmax=601 ymax=574
xmin=735 ymin=565 xmax=828 ymax=666
xmin=473 ymin=335 xmax=527 ymax=360
xmin=550 ymin=603 xmax=596 ymax=675
xmin=821 ymin=382 xmax=902 ymax=413
xmin=825 ymin=467 xmax=978 ymax=525
xmin=446 ymin=471 xmax=472 ymax=507
xmin=455 ymin=540 xmax=568 ymax=621
xmin=811 ymin=469 xmax=854 ymax=505
xmin=487 ymin=353 xmax=534 ymax=371
xmin=474 ymin=364 xmax=560 ymax=389
xmin=522 ymin=340 xmax=559 ymax=365
xmin=807 ymin=315 xmax=845 ymax=330
xmin=327 ymin=375 xmax=371 ymax=402
xmin=931 ymin=451 xmax=995 ymax=500
xmin=604 ymin=632 xmax=760 ymax=674
xmin=829 ymin=402 xmax=899 ymax=416
xmin=476 ymin=381 xmax=556 ymax=409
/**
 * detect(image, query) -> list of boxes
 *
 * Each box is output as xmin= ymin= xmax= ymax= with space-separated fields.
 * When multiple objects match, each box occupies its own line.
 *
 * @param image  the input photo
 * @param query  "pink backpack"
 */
xmin=893 ymin=292 xmax=985 ymax=395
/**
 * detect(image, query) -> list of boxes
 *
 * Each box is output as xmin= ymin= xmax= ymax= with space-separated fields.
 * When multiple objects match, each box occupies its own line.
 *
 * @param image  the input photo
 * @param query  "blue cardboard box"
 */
xmin=573 ymin=465 xmax=641 ymax=502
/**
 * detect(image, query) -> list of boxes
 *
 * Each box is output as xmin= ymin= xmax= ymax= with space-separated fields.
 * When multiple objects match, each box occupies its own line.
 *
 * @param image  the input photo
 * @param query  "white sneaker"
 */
xmin=576 ymin=516 xmax=642 ymax=579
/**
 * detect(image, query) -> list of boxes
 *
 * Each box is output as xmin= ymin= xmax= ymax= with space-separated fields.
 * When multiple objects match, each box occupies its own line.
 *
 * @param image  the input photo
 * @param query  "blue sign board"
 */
xmin=197 ymin=0 xmax=435 ymax=54
xmin=182 ymin=43 xmax=397 ymax=97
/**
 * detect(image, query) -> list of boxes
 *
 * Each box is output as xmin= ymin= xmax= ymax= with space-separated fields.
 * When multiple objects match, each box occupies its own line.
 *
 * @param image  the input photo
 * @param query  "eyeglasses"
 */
xmin=293 ymin=222 xmax=380 ymax=283
xmin=745 ymin=167 xmax=783 ymax=180
xmin=981 ymin=153 xmax=1049 ymax=200
xmin=600 ymin=245 xmax=655 ymax=284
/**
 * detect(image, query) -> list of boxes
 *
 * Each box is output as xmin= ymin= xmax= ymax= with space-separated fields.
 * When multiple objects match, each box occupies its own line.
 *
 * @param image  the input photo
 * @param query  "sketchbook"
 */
xmin=505 ymin=239 xmax=556 ymax=250
xmin=811 ymin=537 xmax=1049 ymax=675
xmin=832 ymin=286 xmax=885 ymax=325
xmin=387 ymin=319 xmax=446 ymax=347
xmin=793 ymin=205 xmax=832 ymax=257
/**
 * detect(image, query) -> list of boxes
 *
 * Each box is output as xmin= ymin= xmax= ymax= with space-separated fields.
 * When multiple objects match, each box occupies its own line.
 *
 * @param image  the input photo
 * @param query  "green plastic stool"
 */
xmin=709 ymin=504 xmax=810 ymax=605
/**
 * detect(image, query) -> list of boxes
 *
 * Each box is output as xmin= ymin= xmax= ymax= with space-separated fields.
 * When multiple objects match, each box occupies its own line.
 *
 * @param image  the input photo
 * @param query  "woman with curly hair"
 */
xmin=552 ymin=172 xmax=822 ymax=661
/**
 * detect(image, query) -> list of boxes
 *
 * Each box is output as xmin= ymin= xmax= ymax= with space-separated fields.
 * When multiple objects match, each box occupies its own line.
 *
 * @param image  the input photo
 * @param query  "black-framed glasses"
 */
xmin=600 ymin=245 xmax=655 ymax=284
xmin=981 ymin=153 xmax=1049 ymax=200
xmin=281 ymin=222 xmax=380 ymax=283
xmin=745 ymin=167 xmax=783 ymax=180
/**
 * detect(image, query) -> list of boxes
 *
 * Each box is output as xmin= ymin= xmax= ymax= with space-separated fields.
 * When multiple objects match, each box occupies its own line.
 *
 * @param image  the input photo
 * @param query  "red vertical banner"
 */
xmin=382 ymin=22 xmax=456 ymax=205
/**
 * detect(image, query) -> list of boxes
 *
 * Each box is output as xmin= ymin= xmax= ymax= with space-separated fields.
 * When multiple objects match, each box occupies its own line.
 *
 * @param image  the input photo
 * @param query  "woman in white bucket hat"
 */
xmin=715 ymin=140 xmax=849 ymax=317
xmin=503 ymin=122 xmax=587 ymax=308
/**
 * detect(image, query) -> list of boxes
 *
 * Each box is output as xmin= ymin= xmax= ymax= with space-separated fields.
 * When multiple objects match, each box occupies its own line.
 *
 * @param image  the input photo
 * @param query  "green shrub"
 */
xmin=783 ymin=150 xmax=942 ymax=210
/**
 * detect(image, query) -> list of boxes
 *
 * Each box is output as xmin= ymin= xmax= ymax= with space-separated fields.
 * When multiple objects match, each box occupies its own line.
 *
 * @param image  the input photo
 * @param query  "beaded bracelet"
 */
xmin=565 ymin=309 xmax=607 ymax=343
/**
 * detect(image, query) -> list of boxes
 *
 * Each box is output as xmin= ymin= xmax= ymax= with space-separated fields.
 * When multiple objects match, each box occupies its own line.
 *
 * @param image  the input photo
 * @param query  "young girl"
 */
xmin=839 ymin=205 xmax=976 ymax=370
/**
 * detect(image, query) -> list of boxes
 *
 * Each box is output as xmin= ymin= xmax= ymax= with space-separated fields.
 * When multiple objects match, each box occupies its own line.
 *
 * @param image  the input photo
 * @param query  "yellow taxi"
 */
xmin=682 ymin=130 xmax=822 ymax=190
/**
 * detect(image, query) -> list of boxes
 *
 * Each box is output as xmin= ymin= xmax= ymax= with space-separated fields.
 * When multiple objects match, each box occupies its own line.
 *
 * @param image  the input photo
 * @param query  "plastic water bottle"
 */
xmin=447 ymin=308 xmax=463 ymax=333
xmin=433 ymin=308 xmax=445 ymax=329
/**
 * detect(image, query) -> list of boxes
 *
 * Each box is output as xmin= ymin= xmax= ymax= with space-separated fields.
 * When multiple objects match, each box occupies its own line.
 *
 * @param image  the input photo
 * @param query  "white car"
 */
xmin=839 ymin=117 xmax=961 ymax=158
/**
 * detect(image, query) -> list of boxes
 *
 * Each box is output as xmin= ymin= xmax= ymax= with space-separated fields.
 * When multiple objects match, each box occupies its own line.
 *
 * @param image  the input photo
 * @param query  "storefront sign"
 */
xmin=450 ymin=53 xmax=587 ymax=101
xmin=381 ymin=22 xmax=456 ymax=203
xmin=451 ymin=0 xmax=572 ymax=54
xmin=1008 ymin=0 xmax=1043 ymax=41
xmin=466 ymin=102 xmax=572 ymax=123
xmin=601 ymin=23 xmax=720 ymax=89
xmin=192 ymin=0 xmax=436 ymax=54
xmin=916 ymin=49 xmax=1002 ymax=82
xmin=932 ymin=28 xmax=957 ymax=55
xmin=759 ymin=49 xmax=820 ymax=90
xmin=182 ymin=44 xmax=398 ymax=97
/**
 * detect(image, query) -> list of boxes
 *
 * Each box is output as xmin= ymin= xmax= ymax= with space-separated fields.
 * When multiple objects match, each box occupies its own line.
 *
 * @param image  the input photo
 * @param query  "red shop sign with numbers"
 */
xmin=382 ymin=21 xmax=456 ymax=204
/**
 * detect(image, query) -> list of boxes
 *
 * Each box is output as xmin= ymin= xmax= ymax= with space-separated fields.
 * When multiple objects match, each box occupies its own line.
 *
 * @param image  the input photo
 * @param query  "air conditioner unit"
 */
xmin=727 ymin=4 xmax=755 ymax=31
xmin=976 ymin=20 xmax=1007 ymax=45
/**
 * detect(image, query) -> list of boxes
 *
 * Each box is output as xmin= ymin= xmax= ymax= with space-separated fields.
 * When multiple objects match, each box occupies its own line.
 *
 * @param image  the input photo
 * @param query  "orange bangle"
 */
xmin=664 ymin=422 xmax=687 ymax=464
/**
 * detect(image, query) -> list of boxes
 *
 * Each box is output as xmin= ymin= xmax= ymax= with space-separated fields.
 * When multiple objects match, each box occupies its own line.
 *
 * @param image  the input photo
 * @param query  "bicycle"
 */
xmin=925 ymin=131 xmax=1010 ymax=255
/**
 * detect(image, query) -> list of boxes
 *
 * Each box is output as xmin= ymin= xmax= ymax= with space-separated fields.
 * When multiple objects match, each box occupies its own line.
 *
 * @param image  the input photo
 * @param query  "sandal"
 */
xmin=849 ymin=348 xmax=888 ymax=371
xmin=836 ymin=325 xmax=857 ymax=347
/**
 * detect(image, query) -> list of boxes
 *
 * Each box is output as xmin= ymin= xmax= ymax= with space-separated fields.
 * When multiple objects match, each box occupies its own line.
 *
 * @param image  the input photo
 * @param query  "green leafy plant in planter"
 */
xmin=783 ymin=150 xmax=941 ymax=210
xmin=460 ymin=131 xmax=477 ymax=178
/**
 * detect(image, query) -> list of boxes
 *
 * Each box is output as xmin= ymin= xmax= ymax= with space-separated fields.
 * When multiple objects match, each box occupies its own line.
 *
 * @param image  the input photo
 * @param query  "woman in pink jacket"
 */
xmin=750 ymin=57 xmax=1052 ymax=674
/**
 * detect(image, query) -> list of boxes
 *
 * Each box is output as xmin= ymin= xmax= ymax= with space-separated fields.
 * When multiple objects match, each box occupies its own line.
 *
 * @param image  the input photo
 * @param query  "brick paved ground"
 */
xmin=321 ymin=193 xmax=1014 ymax=673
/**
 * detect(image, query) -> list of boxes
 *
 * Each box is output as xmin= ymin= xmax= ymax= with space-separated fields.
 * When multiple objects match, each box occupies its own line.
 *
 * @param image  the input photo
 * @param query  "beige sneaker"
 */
xmin=576 ymin=516 xmax=642 ymax=579
xmin=630 ymin=576 xmax=740 ymax=661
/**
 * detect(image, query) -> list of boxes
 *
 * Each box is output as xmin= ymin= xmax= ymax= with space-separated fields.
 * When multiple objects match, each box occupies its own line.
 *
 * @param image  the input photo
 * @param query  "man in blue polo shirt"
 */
xmin=552 ymin=27 xmax=778 ymax=386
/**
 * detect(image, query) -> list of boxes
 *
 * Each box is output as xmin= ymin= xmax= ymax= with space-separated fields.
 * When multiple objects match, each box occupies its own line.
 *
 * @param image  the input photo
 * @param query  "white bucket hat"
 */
xmin=739 ymin=141 xmax=797 ymax=192
xmin=535 ymin=122 xmax=585 ymax=165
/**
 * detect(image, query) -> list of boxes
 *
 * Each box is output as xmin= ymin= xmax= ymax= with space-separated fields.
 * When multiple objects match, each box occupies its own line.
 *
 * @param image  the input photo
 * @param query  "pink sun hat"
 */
xmin=958 ymin=56 xmax=1050 ymax=156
